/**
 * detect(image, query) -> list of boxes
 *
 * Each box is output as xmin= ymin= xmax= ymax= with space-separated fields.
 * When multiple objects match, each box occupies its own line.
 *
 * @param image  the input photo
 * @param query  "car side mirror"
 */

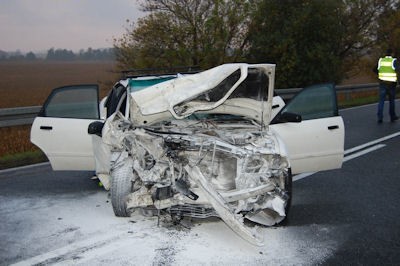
xmin=88 ymin=121 xmax=104 ymax=137
xmin=274 ymin=112 xmax=302 ymax=123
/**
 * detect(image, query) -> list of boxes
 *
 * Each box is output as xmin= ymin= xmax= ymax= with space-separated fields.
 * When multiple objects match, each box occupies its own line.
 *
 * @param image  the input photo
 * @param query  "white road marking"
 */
xmin=343 ymin=144 xmax=386 ymax=162
xmin=294 ymin=144 xmax=385 ymax=184
xmin=344 ymin=132 xmax=400 ymax=155
xmin=294 ymin=131 xmax=400 ymax=181
xmin=293 ymin=172 xmax=315 ymax=181
xmin=0 ymin=161 xmax=50 ymax=174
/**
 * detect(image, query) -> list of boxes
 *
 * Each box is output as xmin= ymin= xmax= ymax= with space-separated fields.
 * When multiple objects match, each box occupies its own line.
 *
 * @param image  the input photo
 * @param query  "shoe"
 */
xmin=378 ymin=119 xmax=383 ymax=124
xmin=391 ymin=116 xmax=399 ymax=122
xmin=97 ymin=173 xmax=111 ymax=190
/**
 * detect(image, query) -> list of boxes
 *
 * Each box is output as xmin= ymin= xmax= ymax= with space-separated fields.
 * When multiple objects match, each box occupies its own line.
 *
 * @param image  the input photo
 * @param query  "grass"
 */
xmin=339 ymin=95 xmax=379 ymax=108
xmin=0 ymin=150 xmax=48 ymax=170
xmin=337 ymin=87 xmax=400 ymax=109
xmin=0 ymin=125 xmax=36 ymax=156
xmin=338 ymin=90 xmax=379 ymax=109
xmin=0 ymin=125 xmax=46 ymax=170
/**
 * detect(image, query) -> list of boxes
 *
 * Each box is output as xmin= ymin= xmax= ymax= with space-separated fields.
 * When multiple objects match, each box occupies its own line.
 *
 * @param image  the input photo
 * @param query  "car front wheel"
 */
xmin=282 ymin=167 xmax=293 ymax=223
xmin=110 ymin=156 xmax=135 ymax=217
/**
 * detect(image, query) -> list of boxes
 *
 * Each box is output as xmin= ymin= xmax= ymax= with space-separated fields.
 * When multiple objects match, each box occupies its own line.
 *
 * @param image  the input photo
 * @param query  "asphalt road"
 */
xmin=1 ymin=101 xmax=400 ymax=265
xmin=293 ymin=102 xmax=400 ymax=265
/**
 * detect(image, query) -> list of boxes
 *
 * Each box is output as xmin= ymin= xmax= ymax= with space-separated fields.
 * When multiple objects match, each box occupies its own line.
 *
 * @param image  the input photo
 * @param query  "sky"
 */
xmin=0 ymin=0 xmax=144 ymax=53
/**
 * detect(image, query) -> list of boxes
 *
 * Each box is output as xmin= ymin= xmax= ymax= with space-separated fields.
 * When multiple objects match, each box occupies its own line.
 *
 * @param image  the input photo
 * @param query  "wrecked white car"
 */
xmin=31 ymin=63 xmax=344 ymax=245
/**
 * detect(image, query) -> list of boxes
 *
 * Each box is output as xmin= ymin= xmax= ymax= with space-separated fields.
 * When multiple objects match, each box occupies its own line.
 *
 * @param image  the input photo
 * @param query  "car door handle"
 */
xmin=328 ymin=125 xmax=339 ymax=130
xmin=40 ymin=126 xmax=53 ymax=130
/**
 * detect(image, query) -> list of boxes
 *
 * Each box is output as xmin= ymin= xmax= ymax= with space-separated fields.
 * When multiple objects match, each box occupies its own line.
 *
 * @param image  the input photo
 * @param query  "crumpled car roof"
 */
xmin=130 ymin=63 xmax=275 ymax=122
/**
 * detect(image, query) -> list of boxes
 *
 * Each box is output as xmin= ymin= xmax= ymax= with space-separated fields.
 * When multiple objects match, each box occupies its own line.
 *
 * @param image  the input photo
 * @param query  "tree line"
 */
xmin=114 ymin=0 xmax=400 ymax=89
xmin=0 ymin=48 xmax=115 ymax=62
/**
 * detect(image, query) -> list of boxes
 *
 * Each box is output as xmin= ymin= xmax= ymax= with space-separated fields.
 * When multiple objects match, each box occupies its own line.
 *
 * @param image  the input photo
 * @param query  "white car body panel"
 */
xmin=31 ymin=117 xmax=97 ymax=170
xmin=271 ymin=96 xmax=285 ymax=121
xmin=270 ymin=116 xmax=344 ymax=174
xmin=99 ymin=97 xmax=107 ymax=120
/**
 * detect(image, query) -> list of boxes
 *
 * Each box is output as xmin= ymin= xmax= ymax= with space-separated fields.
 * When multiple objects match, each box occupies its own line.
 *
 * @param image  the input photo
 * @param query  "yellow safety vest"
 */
xmin=378 ymin=56 xmax=397 ymax=82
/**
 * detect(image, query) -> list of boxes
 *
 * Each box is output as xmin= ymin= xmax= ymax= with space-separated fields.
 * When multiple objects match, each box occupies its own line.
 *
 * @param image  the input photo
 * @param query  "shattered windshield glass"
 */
xmin=173 ymin=68 xmax=269 ymax=120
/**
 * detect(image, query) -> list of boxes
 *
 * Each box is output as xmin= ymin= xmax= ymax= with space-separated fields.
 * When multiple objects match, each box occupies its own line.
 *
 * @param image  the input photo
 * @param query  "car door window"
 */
xmin=280 ymin=83 xmax=338 ymax=120
xmin=269 ymin=83 xmax=344 ymax=174
xmin=105 ymin=84 xmax=126 ymax=117
xmin=39 ymin=85 xmax=99 ymax=119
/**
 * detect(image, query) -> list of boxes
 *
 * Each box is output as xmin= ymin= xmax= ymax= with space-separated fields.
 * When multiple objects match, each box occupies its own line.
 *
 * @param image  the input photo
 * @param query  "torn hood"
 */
xmin=129 ymin=63 xmax=276 ymax=125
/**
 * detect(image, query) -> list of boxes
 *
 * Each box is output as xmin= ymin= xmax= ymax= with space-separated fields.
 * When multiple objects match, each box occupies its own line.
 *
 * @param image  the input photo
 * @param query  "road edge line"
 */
xmin=0 ymin=161 xmax=50 ymax=174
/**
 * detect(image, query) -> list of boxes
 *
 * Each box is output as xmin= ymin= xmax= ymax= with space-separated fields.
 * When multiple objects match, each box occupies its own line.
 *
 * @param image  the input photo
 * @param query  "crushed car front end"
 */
xmin=103 ymin=64 xmax=292 ymax=245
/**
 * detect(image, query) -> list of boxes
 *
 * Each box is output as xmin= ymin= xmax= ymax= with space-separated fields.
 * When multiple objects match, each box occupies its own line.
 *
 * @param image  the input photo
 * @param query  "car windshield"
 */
xmin=173 ymin=68 xmax=269 ymax=115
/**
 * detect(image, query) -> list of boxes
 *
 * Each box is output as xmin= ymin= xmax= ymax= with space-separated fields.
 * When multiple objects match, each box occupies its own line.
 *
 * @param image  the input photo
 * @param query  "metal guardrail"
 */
xmin=0 ymin=106 xmax=41 ymax=128
xmin=275 ymin=83 xmax=380 ymax=101
xmin=0 ymin=83 xmax=383 ymax=128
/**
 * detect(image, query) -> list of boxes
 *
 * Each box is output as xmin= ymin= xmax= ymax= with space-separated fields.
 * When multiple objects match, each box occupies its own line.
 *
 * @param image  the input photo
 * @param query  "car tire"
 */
xmin=280 ymin=167 xmax=293 ymax=224
xmin=111 ymin=157 xmax=134 ymax=217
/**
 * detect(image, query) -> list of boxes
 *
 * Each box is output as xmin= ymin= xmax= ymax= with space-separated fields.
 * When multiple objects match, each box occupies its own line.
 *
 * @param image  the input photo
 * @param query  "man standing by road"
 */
xmin=376 ymin=48 xmax=398 ymax=123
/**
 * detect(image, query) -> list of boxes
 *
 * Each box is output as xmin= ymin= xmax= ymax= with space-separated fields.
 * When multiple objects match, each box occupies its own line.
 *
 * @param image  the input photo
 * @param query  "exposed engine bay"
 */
xmin=105 ymin=116 xmax=291 ymax=246
xmin=102 ymin=64 xmax=292 ymax=245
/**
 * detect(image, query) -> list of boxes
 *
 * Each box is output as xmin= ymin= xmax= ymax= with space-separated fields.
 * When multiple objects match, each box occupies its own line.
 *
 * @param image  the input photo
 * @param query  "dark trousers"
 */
xmin=377 ymin=81 xmax=397 ymax=120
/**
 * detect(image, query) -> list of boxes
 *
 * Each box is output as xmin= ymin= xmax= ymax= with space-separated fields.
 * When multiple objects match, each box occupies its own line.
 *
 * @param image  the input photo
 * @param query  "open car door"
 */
xmin=270 ymin=83 xmax=344 ymax=174
xmin=31 ymin=85 xmax=100 ymax=171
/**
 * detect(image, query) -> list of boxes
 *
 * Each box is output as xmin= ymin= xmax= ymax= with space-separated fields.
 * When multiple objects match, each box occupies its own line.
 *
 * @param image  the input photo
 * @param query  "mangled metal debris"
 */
xmin=103 ymin=64 xmax=292 ymax=245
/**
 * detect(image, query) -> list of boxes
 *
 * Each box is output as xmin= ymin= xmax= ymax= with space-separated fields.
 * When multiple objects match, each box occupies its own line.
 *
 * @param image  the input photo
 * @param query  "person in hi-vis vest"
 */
xmin=376 ymin=48 xmax=399 ymax=123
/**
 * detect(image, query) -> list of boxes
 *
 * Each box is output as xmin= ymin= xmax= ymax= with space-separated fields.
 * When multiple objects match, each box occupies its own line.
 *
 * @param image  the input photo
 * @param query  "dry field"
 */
xmin=0 ymin=61 xmax=119 ymax=108
xmin=0 ymin=125 xmax=36 ymax=156
xmin=0 ymin=61 xmax=120 ymax=158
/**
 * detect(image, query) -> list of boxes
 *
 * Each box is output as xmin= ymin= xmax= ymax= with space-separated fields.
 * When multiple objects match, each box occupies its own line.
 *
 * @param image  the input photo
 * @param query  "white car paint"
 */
xmin=271 ymin=117 xmax=344 ymax=174
xmin=31 ymin=117 xmax=97 ymax=170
